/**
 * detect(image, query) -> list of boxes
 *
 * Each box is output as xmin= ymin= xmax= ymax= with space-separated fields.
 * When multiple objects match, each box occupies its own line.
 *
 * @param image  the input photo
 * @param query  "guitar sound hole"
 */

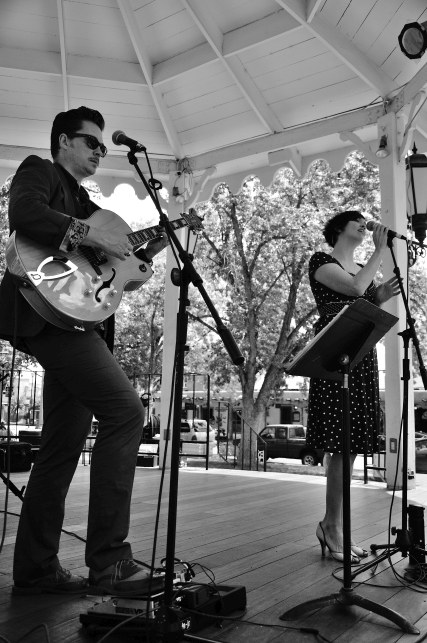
xmin=94 ymin=269 xmax=116 ymax=303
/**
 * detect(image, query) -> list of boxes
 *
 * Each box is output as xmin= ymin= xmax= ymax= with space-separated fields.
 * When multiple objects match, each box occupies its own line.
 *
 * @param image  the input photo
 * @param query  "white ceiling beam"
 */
xmin=180 ymin=0 xmax=282 ymax=134
xmin=0 ymin=10 xmax=302 ymax=89
xmin=225 ymin=57 xmax=283 ymax=134
xmin=0 ymin=47 xmax=146 ymax=87
xmin=413 ymin=111 xmax=427 ymax=142
xmin=0 ymin=47 xmax=61 ymax=77
xmin=189 ymin=103 xmax=384 ymax=170
xmin=180 ymin=0 xmax=224 ymax=53
xmin=56 ymin=0 xmax=69 ymax=110
xmin=0 ymin=2 xmax=398 ymax=104
xmin=306 ymin=0 xmax=323 ymax=23
xmin=0 ymin=144 xmax=176 ymax=177
xmin=0 ymin=10 xmax=304 ymax=95
xmin=390 ymin=61 xmax=427 ymax=113
xmin=222 ymin=10 xmax=300 ymax=55
xmin=268 ymin=146 xmax=302 ymax=175
xmin=0 ymin=101 xmax=388 ymax=181
xmin=274 ymin=0 xmax=397 ymax=97
xmin=117 ymin=0 xmax=183 ymax=158
xmin=154 ymin=9 xmax=300 ymax=85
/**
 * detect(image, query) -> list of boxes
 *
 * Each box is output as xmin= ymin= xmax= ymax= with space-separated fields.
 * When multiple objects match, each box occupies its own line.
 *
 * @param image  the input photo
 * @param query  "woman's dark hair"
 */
xmin=50 ymin=106 xmax=105 ymax=158
xmin=323 ymin=210 xmax=365 ymax=247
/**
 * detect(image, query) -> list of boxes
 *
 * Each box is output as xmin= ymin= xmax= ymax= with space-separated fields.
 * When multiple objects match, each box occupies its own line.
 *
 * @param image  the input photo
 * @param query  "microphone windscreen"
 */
xmin=112 ymin=130 xmax=124 ymax=145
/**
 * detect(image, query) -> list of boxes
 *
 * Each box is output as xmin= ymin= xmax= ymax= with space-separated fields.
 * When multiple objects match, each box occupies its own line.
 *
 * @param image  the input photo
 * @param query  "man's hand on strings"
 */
xmin=144 ymin=231 xmax=170 ymax=261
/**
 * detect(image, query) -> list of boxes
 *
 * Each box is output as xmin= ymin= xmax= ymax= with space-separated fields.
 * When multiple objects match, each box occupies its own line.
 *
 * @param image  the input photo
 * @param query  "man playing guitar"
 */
xmin=0 ymin=106 xmax=168 ymax=595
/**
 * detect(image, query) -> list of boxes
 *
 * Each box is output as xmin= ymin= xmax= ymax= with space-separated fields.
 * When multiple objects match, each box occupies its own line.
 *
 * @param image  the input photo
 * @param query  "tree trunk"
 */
xmin=238 ymin=394 xmax=267 ymax=470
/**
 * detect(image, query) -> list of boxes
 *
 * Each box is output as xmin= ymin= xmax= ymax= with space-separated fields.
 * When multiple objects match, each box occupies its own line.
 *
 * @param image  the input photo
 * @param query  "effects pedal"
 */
xmin=172 ymin=582 xmax=247 ymax=630
xmin=80 ymin=581 xmax=247 ymax=637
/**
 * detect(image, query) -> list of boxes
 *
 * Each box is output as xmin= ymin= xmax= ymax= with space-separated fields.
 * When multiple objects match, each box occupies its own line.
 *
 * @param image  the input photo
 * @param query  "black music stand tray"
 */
xmin=279 ymin=299 xmax=419 ymax=634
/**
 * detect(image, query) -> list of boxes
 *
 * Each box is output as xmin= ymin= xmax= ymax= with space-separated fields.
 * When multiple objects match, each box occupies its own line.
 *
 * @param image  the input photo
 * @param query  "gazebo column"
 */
xmin=377 ymin=112 xmax=416 ymax=490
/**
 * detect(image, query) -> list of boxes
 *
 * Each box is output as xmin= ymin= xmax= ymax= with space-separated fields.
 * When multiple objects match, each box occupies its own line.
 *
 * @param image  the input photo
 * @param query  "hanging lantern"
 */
xmin=406 ymin=144 xmax=427 ymax=247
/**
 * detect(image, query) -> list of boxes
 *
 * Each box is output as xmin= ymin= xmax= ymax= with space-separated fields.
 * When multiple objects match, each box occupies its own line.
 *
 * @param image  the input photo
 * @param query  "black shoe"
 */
xmin=89 ymin=559 xmax=164 ymax=596
xmin=316 ymin=522 xmax=360 ymax=564
xmin=13 ymin=565 xmax=88 ymax=595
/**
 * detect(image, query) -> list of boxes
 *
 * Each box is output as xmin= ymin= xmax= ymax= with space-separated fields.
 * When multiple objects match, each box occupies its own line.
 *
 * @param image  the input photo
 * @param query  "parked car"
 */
xmin=180 ymin=419 xmax=216 ymax=442
xmin=257 ymin=424 xmax=324 ymax=466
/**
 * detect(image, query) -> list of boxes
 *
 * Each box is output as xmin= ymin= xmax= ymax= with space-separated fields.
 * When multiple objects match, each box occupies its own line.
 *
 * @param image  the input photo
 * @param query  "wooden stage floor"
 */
xmin=0 ymin=464 xmax=427 ymax=642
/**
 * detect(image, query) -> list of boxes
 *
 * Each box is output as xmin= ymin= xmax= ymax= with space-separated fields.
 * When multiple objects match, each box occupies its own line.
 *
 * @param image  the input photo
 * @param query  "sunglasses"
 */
xmin=71 ymin=133 xmax=107 ymax=157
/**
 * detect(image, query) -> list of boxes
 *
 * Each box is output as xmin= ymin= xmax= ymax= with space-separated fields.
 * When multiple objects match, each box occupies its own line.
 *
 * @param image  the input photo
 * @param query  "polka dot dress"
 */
xmin=305 ymin=252 xmax=381 ymax=455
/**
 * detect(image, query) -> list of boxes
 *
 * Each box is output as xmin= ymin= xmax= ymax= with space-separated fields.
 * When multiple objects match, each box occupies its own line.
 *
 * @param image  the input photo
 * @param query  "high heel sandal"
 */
xmin=316 ymin=522 xmax=360 ymax=564
xmin=351 ymin=544 xmax=369 ymax=558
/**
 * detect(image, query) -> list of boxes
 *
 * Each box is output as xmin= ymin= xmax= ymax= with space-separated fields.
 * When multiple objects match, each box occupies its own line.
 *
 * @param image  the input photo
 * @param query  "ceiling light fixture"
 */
xmin=375 ymin=134 xmax=389 ymax=158
xmin=398 ymin=21 xmax=427 ymax=59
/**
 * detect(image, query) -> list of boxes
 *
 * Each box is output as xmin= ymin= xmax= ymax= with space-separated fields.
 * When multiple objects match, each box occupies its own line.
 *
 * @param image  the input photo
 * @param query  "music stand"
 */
xmin=279 ymin=299 xmax=419 ymax=634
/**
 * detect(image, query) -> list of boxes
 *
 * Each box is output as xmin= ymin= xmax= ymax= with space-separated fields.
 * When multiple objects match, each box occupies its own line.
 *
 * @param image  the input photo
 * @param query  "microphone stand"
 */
xmin=125 ymin=149 xmax=244 ymax=641
xmin=350 ymin=237 xmax=427 ymax=583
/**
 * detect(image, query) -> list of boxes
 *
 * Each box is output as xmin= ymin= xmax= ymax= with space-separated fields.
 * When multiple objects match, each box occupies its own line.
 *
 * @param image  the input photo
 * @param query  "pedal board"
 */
xmin=80 ymin=583 xmax=247 ymax=637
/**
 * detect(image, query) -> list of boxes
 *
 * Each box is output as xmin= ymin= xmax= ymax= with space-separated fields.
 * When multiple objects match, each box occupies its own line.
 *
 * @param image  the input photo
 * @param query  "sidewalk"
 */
xmin=183 ymin=453 xmax=377 ymax=480
xmin=182 ymin=453 xmax=427 ymax=508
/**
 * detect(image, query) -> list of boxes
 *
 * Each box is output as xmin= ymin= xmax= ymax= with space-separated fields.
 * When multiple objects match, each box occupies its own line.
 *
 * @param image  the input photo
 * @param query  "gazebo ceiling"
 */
xmin=1 ymin=0 xmax=427 ymax=196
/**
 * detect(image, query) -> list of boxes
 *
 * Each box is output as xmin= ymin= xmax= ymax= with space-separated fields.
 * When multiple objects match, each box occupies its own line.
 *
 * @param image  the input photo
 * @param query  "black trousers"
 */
xmin=13 ymin=325 xmax=144 ymax=582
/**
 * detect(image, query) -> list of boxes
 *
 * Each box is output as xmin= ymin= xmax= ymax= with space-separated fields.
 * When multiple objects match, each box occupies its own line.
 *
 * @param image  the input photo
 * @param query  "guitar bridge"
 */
xmin=80 ymin=247 xmax=108 ymax=276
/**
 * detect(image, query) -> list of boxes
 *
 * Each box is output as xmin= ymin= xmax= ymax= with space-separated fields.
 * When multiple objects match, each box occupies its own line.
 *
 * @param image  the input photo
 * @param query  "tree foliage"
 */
xmin=183 ymin=152 xmax=426 ymax=466
xmin=114 ymin=265 xmax=166 ymax=384
xmin=0 ymin=177 xmax=35 ymax=368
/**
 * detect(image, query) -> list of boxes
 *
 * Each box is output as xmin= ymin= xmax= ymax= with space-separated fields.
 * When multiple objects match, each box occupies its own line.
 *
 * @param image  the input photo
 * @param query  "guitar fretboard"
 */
xmin=127 ymin=218 xmax=188 ymax=249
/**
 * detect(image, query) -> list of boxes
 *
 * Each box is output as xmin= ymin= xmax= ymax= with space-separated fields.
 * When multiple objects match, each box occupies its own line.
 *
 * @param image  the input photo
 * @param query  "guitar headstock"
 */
xmin=181 ymin=208 xmax=203 ymax=232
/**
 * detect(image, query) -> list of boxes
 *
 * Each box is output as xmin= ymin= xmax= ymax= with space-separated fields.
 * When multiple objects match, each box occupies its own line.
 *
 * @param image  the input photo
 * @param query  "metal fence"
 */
xmin=0 ymin=368 xmax=44 ymax=430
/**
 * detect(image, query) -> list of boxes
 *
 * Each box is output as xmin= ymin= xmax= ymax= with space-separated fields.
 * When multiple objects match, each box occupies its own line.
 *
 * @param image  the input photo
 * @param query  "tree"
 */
xmin=0 ymin=176 xmax=36 ymax=369
xmin=114 ymin=261 xmax=166 ymax=386
xmin=188 ymin=170 xmax=327 ymax=464
xmin=186 ymin=152 xmax=424 ymax=468
xmin=0 ymin=177 xmax=12 ymax=276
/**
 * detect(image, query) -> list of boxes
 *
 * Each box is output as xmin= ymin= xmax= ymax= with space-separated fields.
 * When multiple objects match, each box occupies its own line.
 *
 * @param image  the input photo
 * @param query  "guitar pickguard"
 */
xmin=27 ymin=256 xmax=79 ymax=286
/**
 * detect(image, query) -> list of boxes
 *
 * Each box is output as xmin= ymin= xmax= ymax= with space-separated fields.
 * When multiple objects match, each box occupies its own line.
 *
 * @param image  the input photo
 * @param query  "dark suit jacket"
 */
xmin=0 ymin=155 xmax=91 ymax=343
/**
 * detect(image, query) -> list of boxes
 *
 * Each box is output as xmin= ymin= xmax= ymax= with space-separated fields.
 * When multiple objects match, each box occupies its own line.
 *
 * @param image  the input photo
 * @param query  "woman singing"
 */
xmin=306 ymin=211 xmax=399 ymax=563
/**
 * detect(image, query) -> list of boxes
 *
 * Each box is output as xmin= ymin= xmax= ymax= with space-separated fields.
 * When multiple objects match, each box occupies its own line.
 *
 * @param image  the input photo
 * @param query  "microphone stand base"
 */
xmin=280 ymin=586 xmax=419 ymax=635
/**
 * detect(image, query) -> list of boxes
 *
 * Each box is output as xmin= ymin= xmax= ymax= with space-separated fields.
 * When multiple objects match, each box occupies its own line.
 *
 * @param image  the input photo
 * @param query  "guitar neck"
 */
xmin=128 ymin=217 xmax=187 ymax=248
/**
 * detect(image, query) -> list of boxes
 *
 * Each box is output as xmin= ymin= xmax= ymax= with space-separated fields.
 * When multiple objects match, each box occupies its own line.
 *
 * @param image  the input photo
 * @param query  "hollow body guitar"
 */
xmin=6 ymin=209 xmax=202 ymax=331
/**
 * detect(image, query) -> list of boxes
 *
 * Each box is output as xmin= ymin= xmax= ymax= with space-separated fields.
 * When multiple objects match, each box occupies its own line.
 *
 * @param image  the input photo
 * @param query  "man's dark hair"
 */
xmin=323 ymin=210 xmax=365 ymax=247
xmin=50 ymin=106 xmax=105 ymax=158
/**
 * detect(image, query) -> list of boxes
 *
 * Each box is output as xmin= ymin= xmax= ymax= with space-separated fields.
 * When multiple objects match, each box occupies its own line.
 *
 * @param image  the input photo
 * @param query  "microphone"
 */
xmin=366 ymin=219 xmax=408 ymax=241
xmin=112 ymin=130 xmax=146 ymax=152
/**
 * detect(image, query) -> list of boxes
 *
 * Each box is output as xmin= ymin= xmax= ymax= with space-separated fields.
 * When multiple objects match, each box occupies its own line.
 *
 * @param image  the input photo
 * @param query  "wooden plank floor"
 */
xmin=0 ymin=465 xmax=426 ymax=642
